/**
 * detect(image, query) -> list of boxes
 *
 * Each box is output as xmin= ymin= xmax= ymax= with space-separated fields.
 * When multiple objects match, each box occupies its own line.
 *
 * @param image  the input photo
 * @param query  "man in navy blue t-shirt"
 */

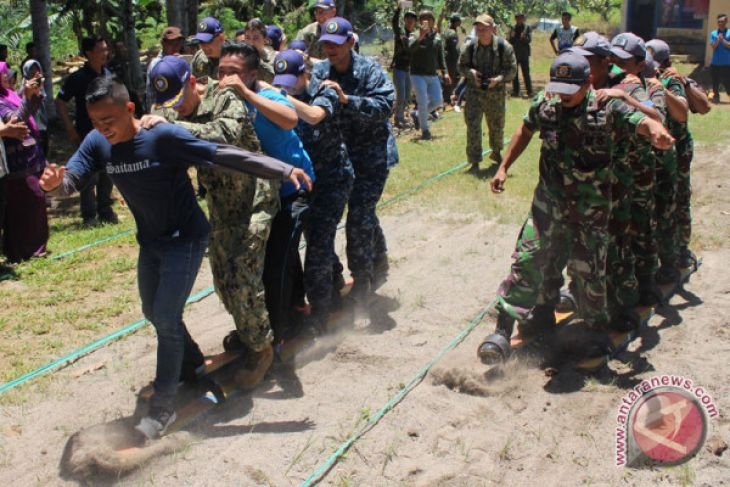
xmin=40 ymin=77 xmax=310 ymax=440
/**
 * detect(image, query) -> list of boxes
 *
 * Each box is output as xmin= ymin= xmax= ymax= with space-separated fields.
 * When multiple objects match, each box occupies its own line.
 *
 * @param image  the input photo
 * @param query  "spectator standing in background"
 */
xmin=391 ymin=5 xmax=417 ymax=128
xmin=56 ymin=35 xmax=118 ymax=227
xmin=0 ymin=62 xmax=48 ymax=262
xmin=509 ymin=13 xmax=532 ymax=97
xmin=550 ymin=12 xmax=579 ymax=55
xmin=442 ymin=14 xmax=462 ymax=106
xmin=408 ymin=9 xmax=449 ymax=140
xmin=710 ymin=13 xmax=730 ymax=103
xmin=459 ymin=14 xmax=516 ymax=170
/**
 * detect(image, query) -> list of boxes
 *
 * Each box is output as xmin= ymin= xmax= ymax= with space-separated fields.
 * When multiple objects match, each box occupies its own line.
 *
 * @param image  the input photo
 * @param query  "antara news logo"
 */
xmin=615 ymin=374 xmax=718 ymax=467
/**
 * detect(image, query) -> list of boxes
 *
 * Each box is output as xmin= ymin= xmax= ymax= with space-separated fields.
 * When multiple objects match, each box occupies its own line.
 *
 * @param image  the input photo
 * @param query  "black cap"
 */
xmin=546 ymin=52 xmax=591 ymax=95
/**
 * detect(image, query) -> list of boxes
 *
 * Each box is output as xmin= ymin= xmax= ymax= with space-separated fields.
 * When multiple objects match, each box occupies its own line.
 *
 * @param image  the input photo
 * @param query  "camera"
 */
xmin=479 ymin=70 xmax=494 ymax=90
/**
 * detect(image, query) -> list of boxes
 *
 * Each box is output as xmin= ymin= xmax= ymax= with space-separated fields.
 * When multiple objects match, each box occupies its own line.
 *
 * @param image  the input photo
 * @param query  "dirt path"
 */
xmin=1 ymin=150 xmax=728 ymax=485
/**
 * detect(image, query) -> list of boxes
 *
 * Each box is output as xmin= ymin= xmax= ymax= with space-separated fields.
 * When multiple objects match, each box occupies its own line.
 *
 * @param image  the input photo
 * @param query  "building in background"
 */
xmin=621 ymin=0 xmax=730 ymax=65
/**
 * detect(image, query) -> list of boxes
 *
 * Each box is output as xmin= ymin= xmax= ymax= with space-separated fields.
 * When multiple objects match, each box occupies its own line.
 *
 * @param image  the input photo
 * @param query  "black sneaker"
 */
xmin=98 ymin=210 xmax=119 ymax=225
xmin=410 ymin=109 xmax=420 ymax=130
xmin=135 ymin=406 xmax=177 ymax=439
xmin=421 ymin=130 xmax=433 ymax=140
xmin=81 ymin=217 xmax=99 ymax=228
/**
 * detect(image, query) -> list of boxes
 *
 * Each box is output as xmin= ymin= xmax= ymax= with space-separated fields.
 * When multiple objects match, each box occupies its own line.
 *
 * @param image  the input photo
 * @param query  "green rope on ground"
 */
xmin=49 ymin=228 xmax=135 ymax=261
xmin=0 ymin=140 xmax=507 ymax=395
xmin=300 ymin=300 xmax=496 ymax=487
xmin=0 ymin=285 xmax=215 ymax=395
xmin=0 ymin=227 xmax=135 ymax=282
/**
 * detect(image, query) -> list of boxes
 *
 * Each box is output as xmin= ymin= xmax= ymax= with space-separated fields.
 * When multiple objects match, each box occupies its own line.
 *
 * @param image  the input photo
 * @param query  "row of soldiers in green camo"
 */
xmin=475 ymin=31 xmax=710 ymax=365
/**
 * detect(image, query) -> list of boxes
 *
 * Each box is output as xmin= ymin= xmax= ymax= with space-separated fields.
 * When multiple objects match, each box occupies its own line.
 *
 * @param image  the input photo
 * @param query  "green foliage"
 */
xmin=199 ymin=4 xmax=245 ymax=36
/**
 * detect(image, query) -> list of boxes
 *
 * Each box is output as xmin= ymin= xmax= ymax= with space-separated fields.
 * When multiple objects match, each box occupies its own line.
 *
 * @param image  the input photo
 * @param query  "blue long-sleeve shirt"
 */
xmin=54 ymin=124 xmax=293 ymax=244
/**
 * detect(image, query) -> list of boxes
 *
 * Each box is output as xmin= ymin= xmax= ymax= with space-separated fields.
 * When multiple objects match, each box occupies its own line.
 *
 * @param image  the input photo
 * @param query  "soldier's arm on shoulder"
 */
xmin=607 ymin=97 xmax=647 ymax=136
xmin=342 ymin=64 xmax=394 ymax=121
xmin=176 ymin=90 xmax=243 ymax=145
xmin=664 ymin=78 xmax=689 ymax=122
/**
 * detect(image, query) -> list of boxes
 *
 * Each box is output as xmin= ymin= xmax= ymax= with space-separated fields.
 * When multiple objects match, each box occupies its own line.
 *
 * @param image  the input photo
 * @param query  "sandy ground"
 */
xmin=0 ymin=149 xmax=728 ymax=486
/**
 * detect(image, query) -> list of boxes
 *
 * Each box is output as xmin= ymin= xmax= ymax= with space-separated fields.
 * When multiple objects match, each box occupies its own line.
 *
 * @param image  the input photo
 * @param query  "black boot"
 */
xmin=477 ymin=312 xmax=515 ymax=365
xmin=520 ymin=305 xmax=556 ymax=338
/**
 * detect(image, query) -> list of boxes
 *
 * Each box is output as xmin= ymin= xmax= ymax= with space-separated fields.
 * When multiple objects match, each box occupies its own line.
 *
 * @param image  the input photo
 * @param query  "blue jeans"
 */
xmin=137 ymin=235 xmax=208 ymax=409
xmin=393 ymin=68 xmax=412 ymax=124
xmin=410 ymin=74 xmax=443 ymax=131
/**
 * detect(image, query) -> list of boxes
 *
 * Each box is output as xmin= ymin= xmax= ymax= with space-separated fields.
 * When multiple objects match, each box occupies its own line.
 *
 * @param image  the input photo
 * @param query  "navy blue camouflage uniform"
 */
xmin=295 ymin=84 xmax=355 ymax=320
xmin=310 ymin=51 xmax=398 ymax=285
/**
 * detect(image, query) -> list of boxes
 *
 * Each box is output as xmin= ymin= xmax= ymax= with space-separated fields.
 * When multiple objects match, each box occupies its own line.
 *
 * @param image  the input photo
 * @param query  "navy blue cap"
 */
xmin=313 ymin=0 xmax=336 ymax=10
xmin=288 ymin=39 xmax=308 ymax=52
xmin=611 ymin=32 xmax=646 ymax=60
xmin=273 ymin=50 xmax=306 ymax=88
xmin=646 ymin=39 xmax=670 ymax=65
xmin=570 ymin=31 xmax=613 ymax=57
xmin=319 ymin=17 xmax=353 ymax=45
xmin=266 ymin=25 xmax=284 ymax=50
xmin=195 ymin=17 xmax=224 ymax=43
xmin=149 ymin=55 xmax=191 ymax=108
xmin=546 ymin=52 xmax=591 ymax=95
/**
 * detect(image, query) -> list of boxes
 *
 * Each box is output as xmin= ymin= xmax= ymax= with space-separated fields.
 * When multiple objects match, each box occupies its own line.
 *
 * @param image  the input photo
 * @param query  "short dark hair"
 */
xmin=85 ymin=76 xmax=130 ymax=106
xmin=221 ymin=42 xmax=260 ymax=71
xmin=245 ymin=18 xmax=267 ymax=37
xmin=719 ymin=14 xmax=728 ymax=20
xmin=25 ymin=42 xmax=35 ymax=52
xmin=562 ymin=12 xmax=572 ymax=19
xmin=81 ymin=35 xmax=106 ymax=58
xmin=235 ymin=27 xmax=246 ymax=38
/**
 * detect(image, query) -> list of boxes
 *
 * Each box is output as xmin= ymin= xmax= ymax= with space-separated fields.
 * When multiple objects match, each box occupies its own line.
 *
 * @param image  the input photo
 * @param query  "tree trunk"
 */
xmin=184 ymin=0 xmax=199 ymax=38
xmin=29 ymin=0 xmax=56 ymax=119
xmin=263 ymin=0 xmax=276 ymax=19
xmin=121 ymin=0 xmax=144 ymax=96
xmin=166 ymin=0 xmax=185 ymax=32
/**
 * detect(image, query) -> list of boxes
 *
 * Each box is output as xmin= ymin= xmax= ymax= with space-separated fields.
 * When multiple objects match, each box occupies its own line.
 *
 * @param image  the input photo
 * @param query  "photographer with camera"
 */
xmin=458 ymin=14 xmax=516 ymax=171
xmin=408 ymin=9 xmax=449 ymax=140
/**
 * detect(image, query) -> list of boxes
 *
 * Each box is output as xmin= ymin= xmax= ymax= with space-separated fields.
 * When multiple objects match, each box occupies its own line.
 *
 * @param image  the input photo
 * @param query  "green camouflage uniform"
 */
xmin=258 ymin=47 xmax=275 ymax=83
xmin=676 ymin=80 xmax=697 ymax=252
xmin=296 ymin=22 xmax=325 ymax=60
xmin=458 ymin=37 xmax=516 ymax=164
xmin=498 ymin=91 xmax=646 ymax=328
xmin=156 ymin=83 xmax=279 ymax=351
xmin=191 ymin=49 xmax=219 ymax=83
xmin=655 ymin=75 xmax=688 ymax=268
xmin=605 ymin=76 xmax=665 ymax=314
